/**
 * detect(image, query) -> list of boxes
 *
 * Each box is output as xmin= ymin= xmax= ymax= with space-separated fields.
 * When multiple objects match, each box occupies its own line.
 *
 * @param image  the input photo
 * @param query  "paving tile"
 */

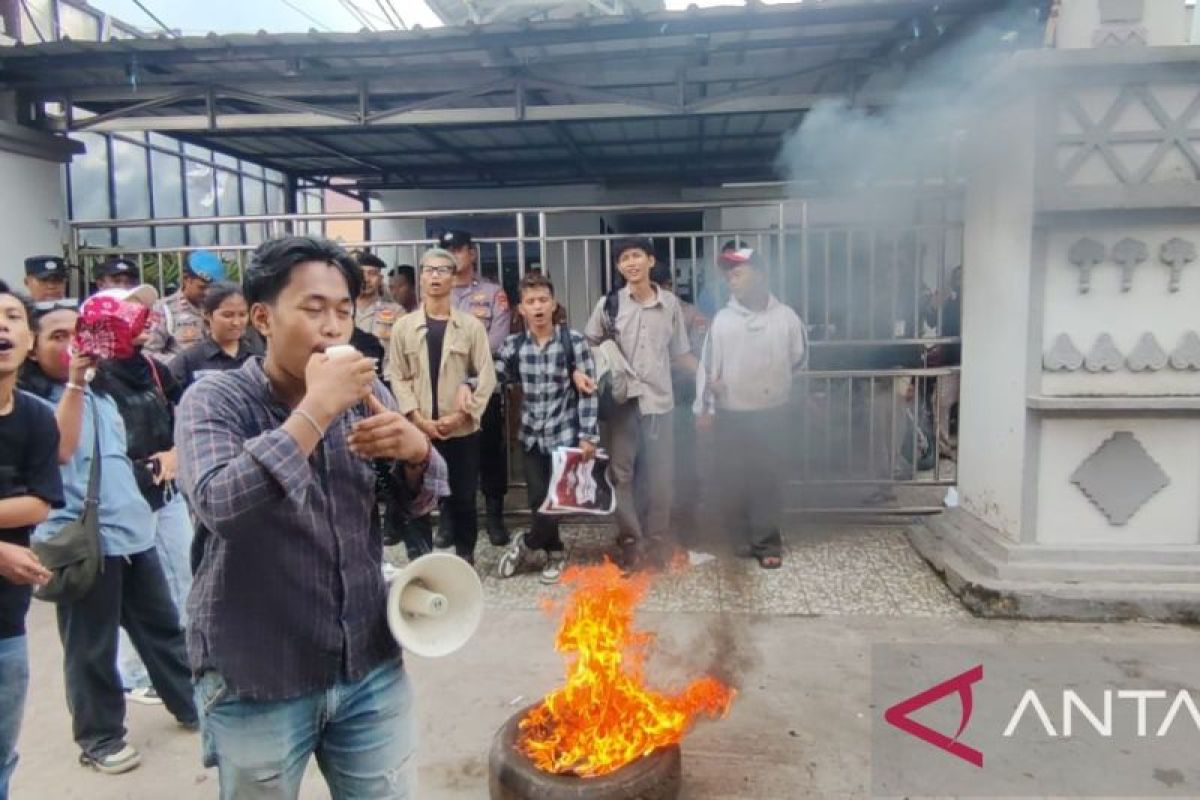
xmin=718 ymin=556 xmax=812 ymax=615
xmin=389 ymin=521 xmax=967 ymax=619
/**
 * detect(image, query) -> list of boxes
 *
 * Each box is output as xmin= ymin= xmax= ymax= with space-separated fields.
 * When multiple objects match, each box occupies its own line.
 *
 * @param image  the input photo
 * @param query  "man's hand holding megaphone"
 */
xmin=348 ymin=394 xmax=430 ymax=463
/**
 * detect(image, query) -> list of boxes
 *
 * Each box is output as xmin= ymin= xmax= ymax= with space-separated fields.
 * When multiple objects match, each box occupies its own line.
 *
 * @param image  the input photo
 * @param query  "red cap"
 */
xmin=719 ymin=247 xmax=754 ymax=265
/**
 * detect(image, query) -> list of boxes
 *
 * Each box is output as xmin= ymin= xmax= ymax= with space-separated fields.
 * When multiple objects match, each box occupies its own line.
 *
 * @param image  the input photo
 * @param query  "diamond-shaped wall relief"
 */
xmin=1070 ymin=431 xmax=1170 ymax=525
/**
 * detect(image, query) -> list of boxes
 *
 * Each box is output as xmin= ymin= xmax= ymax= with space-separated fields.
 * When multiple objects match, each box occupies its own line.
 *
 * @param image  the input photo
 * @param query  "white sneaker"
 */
xmin=125 ymin=687 xmax=162 ymax=706
xmin=540 ymin=552 xmax=566 ymax=585
xmin=80 ymin=744 xmax=142 ymax=775
xmin=497 ymin=532 xmax=532 ymax=579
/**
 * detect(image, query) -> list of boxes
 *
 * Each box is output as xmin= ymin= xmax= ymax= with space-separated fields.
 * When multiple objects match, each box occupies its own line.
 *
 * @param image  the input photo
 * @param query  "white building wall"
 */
xmin=0 ymin=150 xmax=66 ymax=288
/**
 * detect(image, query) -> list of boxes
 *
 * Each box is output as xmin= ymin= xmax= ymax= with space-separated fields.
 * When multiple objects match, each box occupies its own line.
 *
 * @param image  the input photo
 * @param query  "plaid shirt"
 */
xmin=409 ymin=445 xmax=450 ymax=517
xmin=495 ymin=328 xmax=600 ymax=453
xmin=176 ymin=357 xmax=399 ymax=701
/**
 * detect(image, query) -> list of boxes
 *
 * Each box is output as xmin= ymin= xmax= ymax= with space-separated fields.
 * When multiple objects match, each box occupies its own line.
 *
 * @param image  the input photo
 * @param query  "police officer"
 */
xmin=94 ymin=257 xmax=141 ymax=291
xmin=442 ymin=229 xmax=512 ymax=546
xmin=353 ymin=252 xmax=403 ymax=345
xmin=144 ymin=250 xmax=225 ymax=359
xmin=23 ymin=255 xmax=69 ymax=302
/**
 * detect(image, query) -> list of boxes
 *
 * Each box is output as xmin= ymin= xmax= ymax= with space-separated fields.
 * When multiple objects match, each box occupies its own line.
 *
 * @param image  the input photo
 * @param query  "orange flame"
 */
xmin=518 ymin=561 xmax=735 ymax=777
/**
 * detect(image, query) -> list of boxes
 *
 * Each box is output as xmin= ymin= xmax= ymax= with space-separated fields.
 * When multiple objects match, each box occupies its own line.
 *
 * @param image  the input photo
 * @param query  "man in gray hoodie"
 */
xmin=695 ymin=247 xmax=807 ymax=569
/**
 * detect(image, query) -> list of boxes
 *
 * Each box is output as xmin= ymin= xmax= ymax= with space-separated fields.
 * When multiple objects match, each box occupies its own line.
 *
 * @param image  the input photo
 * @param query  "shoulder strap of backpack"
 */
xmin=559 ymin=324 xmax=576 ymax=379
xmin=603 ymin=289 xmax=620 ymax=337
xmin=143 ymin=353 xmax=166 ymax=399
xmin=509 ymin=332 xmax=528 ymax=382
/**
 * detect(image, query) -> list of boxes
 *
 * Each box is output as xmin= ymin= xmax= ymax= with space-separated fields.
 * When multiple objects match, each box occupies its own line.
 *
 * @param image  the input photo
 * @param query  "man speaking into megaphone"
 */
xmin=176 ymin=236 xmax=435 ymax=799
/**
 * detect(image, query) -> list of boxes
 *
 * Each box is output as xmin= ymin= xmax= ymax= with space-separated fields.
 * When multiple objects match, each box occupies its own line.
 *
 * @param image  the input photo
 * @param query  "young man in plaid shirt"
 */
xmin=495 ymin=272 xmax=599 ymax=584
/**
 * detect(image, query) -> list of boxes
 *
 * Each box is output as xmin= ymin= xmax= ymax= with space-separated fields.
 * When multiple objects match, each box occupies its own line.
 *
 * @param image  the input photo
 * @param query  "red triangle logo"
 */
xmin=884 ymin=664 xmax=984 ymax=767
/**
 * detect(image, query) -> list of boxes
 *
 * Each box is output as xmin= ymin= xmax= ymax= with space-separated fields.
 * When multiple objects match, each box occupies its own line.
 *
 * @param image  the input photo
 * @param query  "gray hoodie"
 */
xmin=694 ymin=294 xmax=807 ymax=414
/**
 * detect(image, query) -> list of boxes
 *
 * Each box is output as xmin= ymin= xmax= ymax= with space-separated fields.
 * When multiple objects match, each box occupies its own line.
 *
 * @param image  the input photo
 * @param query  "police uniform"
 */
xmin=451 ymin=278 xmax=510 ymax=355
xmin=442 ymin=227 xmax=513 ymax=544
xmin=451 ymin=277 xmax=512 ymax=534
xmin=144 ymin=291 xmax=206 ymax=359
xmin=355 ymin=297 xmax=404 ymax=344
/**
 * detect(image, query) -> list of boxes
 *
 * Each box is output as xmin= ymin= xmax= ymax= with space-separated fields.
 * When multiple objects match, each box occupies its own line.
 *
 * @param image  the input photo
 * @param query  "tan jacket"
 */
xmin=387 ymin=308 xmax=496 ymax=438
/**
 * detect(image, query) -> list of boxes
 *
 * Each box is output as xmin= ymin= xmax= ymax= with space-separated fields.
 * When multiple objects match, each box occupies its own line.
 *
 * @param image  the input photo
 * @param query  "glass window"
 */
xmin=184 ymin=160 xmax=217 ymax=246
xmin=183 ymin=144 xmax=212 ymax=168
xmin=68 ymin=133 xmax=110 ymax=246
xmin=242 ymin=161 xmax=264 ymax=178
xmin=214 ymin=152 xmax=239 ymax=170
xmin=111 ymin=137 xmax=150 ymax=219
xmin=151 ymin=148 xmax=185 ymax=247
xmin=111 ymin=138 xmax=151 ymax=248
xmin=264 ymin=168 xmax=285 ymax=185
xmin=148 ymin=132 xmax=180 ymax=151
xmin=266 ymin=183 xmax=285 ymax=215
xmin=215 ymin=169 xmax=243 ymax=244
xmin=242 ymin=176 xmax=266 ymax=243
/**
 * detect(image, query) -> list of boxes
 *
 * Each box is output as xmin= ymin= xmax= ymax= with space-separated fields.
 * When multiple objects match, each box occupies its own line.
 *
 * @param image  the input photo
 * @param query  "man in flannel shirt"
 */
xmin=494 ymin=272 xmax=599 ymax=584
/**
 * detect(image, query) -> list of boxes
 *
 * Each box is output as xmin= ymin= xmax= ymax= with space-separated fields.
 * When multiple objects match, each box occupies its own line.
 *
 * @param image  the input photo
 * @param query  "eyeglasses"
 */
xmin=33 ymin=298 xmax=80 ymax=313
xmin=421 ymin=264 xmax=455 ymax=277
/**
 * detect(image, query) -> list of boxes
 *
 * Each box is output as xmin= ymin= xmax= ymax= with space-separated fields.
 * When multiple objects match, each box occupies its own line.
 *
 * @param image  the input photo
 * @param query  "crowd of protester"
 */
xmin=0 ymin=230 xmax=836 ymax=797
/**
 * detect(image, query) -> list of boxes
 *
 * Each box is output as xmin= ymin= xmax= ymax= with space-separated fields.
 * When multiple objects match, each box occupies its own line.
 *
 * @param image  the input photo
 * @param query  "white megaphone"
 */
xmin=386 ymin=553 xmax=483 ymax=658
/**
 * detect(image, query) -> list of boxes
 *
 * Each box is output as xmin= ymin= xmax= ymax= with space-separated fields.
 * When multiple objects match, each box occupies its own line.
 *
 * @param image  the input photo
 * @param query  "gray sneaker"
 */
xmin=540 ymin=551 xmax=567 ymax=585
xmin=80 ymin=744 xmax=141 ymax=775
xmin=497 ymin=531 xmax=532 ymax=579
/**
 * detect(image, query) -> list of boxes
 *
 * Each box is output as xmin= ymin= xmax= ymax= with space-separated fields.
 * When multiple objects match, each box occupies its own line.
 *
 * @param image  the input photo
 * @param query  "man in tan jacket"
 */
xmin=387 ymin=248 xmax=495 ymax=564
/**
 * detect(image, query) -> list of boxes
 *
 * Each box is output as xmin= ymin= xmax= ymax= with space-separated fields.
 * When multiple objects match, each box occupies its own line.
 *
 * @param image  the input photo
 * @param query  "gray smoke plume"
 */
xmin=776 ymin=2 xmax=1049 ymax=198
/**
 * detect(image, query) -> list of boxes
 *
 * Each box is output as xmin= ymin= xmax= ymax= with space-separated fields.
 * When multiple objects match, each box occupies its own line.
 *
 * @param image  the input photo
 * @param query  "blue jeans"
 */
xmin=195 ymin=660 xmax=413 ymax=800
xmin=0 ymin=635 xmax=29 ymax=800
xmin=119 ymin=492 xmax=193 ymax=690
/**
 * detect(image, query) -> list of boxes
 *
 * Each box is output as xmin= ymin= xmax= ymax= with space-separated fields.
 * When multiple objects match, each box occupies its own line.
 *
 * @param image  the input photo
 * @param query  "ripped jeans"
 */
xmin=195 ymin=659 xmax=413 ymax=800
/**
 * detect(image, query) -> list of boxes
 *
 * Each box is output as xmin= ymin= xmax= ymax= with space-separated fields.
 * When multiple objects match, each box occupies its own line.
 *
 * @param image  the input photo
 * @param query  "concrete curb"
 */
xmin=910 ymin=510 xmax=1200 ymax=623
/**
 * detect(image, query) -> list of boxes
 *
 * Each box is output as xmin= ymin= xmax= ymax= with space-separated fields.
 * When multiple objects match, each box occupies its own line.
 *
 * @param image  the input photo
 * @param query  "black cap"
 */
xmin=25 ymin=255 xmax=67 ymax=279
xmin=439 ymin=230 xmax=473 ymax=250
xmin=96 ymin=257 xmax=140 ymax=279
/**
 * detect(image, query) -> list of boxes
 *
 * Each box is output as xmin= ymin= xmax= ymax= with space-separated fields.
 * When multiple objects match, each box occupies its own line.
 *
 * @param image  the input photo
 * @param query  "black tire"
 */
xmin=488 ymin=706 xmax=681 ymax=800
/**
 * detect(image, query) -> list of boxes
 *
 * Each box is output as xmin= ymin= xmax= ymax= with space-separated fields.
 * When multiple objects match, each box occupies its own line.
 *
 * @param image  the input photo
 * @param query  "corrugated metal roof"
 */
xmin=0 ymin=0 xmax=1032 ymax=190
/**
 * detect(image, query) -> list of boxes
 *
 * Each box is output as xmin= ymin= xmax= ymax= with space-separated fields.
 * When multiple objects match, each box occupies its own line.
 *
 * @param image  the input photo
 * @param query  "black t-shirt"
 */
xmin=168 ymin=335 xmax=262 ymax=393
xmin=426 ymin=318 xmax=448 ymax=420
xmin=0 ymin=390 xmax=64 ymax=638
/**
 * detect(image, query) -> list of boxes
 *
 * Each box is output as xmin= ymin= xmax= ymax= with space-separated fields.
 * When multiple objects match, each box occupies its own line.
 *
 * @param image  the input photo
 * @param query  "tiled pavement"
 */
xmin=385 ymin=521 xmax=970 ymax=618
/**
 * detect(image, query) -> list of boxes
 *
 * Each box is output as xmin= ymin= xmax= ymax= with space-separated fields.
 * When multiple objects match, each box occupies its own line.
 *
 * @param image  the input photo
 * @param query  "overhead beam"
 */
xmin=53 ymin=52 xmax=890 ymax=104
xmin=364 ymin=75 xmax=514 ymax=124
xmin=64 ymin=92 xmax=880 ymax=132
xmin=214 ymin=128 xmax=792 ymax=160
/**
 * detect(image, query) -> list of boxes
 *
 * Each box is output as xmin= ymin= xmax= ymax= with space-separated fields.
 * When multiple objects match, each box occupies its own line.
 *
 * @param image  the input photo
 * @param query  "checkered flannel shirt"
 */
xmin=495 ymin=327 xmax=600 ymax=453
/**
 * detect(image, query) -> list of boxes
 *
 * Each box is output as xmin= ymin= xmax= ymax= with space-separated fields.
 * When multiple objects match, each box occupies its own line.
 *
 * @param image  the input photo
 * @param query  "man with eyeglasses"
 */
xmin=144 ymin=250 xmax=226 ymax=360
xmin=23 ymin=256 xmax=69 ymax=302
xmin=387 ymin=248 xmax=495 ymax=564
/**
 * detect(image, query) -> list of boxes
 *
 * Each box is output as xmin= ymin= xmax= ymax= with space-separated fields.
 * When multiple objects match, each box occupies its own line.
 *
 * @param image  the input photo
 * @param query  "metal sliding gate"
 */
xmin=69 ymin=198 xmax=962 ymax=514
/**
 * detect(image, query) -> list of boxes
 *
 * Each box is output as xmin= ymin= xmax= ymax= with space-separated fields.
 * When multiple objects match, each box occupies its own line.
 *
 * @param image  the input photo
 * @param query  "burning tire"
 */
xmin=488 ymin=707 xmax=682 ymax=800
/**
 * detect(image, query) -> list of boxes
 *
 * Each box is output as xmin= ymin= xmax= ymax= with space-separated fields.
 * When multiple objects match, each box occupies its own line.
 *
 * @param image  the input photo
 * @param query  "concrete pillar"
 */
xmin=912 ymin=11 xmax=1200 ymax=620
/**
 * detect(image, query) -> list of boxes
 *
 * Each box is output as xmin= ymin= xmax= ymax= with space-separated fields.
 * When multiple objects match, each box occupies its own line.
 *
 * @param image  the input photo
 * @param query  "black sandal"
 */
xmin=757 ymin=554 xmax=783 ymax=570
